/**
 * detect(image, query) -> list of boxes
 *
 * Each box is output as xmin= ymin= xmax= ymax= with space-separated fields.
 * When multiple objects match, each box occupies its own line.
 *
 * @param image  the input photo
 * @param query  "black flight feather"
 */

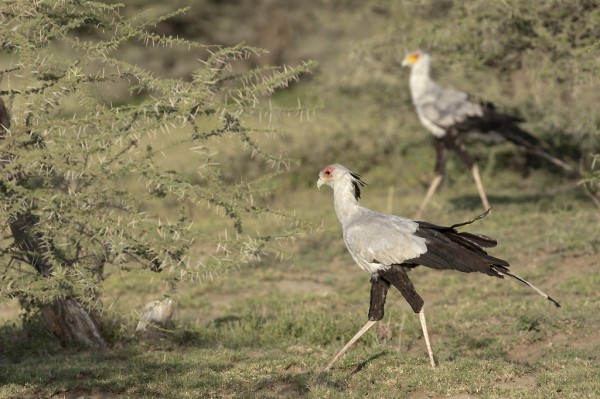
xmin=416 ymin=209 xmax=498 ymax=249
xmin=453 ymin=102 xmax=575 ymax=174
xmin=402 ymin=211 xmax=561 ymax=307
xmin=406 ymin=209 xmax=508 ymax=277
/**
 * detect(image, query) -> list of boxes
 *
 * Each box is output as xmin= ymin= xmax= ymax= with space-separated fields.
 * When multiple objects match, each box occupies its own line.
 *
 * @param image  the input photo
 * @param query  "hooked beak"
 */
xmin=402 ymin=53 xmax=418 ymax=67
xmin=317 ymin=177 xmax=325 ymax=190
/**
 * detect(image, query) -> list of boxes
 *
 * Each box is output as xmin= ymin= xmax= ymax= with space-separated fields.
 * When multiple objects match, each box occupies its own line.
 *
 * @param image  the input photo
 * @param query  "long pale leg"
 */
xmin=470 ymin=164 xmax=490 ymax=211
xmin=322 ymin=320 xmax=377 ymax=372
xmin=418 ymin=309 xmax=436 ymax=368
xmin=415 ymin=174 xmax=443 ymax=219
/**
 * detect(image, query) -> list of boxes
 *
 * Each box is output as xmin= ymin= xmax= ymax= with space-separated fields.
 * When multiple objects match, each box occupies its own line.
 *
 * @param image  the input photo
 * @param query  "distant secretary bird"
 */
xmin=317 ymin=163 xmax=560 ymax=371
xmin=401 ymin=50 xmax=575 ymax=217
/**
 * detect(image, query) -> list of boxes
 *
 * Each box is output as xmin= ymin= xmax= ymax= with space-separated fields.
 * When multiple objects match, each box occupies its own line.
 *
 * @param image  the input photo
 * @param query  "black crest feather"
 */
xmin=350 ymin=172 xmax=366 ymax=200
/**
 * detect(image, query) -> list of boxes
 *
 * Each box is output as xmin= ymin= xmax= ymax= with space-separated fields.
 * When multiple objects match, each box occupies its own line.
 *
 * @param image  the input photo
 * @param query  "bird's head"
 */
xmin=402 ymin=50 xmax=427 ymax=68
xmin=317 ymin=164 xmax=366 ymax=200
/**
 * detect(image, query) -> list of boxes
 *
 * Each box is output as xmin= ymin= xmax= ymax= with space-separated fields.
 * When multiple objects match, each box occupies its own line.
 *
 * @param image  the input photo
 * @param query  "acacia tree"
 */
xmin=0 ymin=1 xmax=313 ymax=348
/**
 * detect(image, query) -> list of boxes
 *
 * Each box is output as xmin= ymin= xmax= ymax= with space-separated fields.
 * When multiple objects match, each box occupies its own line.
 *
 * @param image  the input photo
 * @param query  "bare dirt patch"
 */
xmin=257 ymin=379 xmax=309 ymax=398
xmin=494 ymin=372 xmax=537 ymax=390
xmin=510 ymin=329 xmax=600 ymax=364
xmin=50 ymin=391 xmax=122 ymax=399
xmin=409 ymin=390 xmax=476 ymax=399
xmin=273 ymin=279 xmax=335 ymax=296
xmin=571 ymin=330 xmax=600 ymax=350
xmin=509 ymin=339 xmax=547 ymax=364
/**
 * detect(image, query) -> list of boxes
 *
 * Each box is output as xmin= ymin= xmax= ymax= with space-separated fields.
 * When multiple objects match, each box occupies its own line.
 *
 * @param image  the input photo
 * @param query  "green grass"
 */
xmin=1 ymin=171 xmax=599 ymax=398
xmin=2 ymin=1 xmax=600 ymax=397
xmin=1 ymin=273 xmax=599 ymax=399
xmin=1 ymin=93 xmax=599 ymax=396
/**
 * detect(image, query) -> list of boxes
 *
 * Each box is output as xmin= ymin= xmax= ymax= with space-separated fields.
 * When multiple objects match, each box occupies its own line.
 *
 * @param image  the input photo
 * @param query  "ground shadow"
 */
xmin=449 ymin=181 xmax=592 ymax=210
xmin=350 ymin=351 xmax=387 ymax=375
xmin=0 ymin=346 xmax=201 ymax=398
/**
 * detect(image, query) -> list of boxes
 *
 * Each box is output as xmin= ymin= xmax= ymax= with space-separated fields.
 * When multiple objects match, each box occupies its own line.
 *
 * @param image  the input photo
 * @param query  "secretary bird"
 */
xmin=317 ymin=163 xmax=560 ymax=371
xmin=401 ymin=50 xmax=576 ymax=217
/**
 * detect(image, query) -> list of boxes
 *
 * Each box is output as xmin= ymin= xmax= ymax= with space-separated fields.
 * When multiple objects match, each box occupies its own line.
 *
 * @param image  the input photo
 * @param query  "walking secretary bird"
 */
xmin=401 ymin=50 xmax=577 ymax=217
xmin=317 ymin=163 xmax=560 ymax=371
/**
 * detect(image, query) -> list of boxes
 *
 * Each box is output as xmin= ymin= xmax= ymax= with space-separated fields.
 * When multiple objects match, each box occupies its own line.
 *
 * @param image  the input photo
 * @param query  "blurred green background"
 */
xmin=105 ymin=0 xmax=599 ymax=185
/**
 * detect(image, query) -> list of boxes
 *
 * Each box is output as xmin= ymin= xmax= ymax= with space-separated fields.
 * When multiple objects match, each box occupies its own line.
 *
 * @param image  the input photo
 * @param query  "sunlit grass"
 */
xmin=2 ymin=0 xmax=600 ymax=397
xmin=2 ymin=72 xmax=599 ymax=394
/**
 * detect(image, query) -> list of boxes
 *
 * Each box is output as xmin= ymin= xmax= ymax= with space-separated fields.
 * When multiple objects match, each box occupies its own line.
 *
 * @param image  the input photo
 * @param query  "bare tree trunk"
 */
xmin=1 ymin=97 xmax=108 ymax=350
xmin=41 ymin=298 xmax=108 ymax=351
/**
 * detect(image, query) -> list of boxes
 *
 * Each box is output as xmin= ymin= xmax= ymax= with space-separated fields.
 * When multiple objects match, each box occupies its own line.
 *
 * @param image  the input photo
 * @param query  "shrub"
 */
xmin=0 ymin=0 xmax=313 ymax=348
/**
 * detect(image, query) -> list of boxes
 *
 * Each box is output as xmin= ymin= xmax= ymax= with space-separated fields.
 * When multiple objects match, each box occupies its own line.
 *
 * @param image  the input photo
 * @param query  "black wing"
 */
xmin=405 ymin=210 xmax=508 ymax=277
xmin=454 ymin=101 xmax=575 ymax=174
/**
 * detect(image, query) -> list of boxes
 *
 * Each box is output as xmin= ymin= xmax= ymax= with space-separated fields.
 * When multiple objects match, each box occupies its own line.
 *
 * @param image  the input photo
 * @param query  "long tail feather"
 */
xmin=448 ymin=208 xmax=492 ymax=230
xmin=492 ymin=266 xmax=561 ymax=308
xmin=496 ymin=123 xmax=577 ymax=176
xmin=531 ymin=148 xmax=577 ymax=175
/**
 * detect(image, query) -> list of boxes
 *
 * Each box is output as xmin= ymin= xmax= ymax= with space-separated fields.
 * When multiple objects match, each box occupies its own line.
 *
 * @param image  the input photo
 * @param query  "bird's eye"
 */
xmin=323 ymin=169 xmax=331 ymax=176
